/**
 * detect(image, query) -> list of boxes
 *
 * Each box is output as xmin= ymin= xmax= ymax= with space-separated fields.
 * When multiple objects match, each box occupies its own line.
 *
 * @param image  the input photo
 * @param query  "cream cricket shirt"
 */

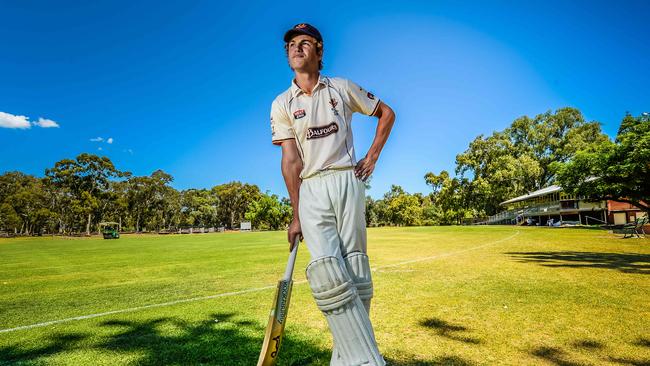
xmin=270 ymin=75 xmax=380 ymax=179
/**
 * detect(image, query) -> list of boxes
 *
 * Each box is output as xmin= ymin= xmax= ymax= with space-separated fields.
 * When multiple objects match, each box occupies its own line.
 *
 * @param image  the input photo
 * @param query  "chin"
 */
xmin=292 ymin=64 xmax=317 ymax=73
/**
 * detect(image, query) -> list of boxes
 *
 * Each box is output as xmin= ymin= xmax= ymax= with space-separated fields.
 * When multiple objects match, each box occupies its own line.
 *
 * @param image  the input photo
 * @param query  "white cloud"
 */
xmin=123 ymin=149 xmax=134 ymax=155
xmin=34 ymin=117 xmax=60 ymax=128
xmin=90 ymin=137 xmax=104 ymax=142
xmin=98 ymin=147 xmax=103 ymax=151
xmin=0 ymin=111 xmax=31 ymax=129
xmin=107 ymin=137 xmax=113 ymax=144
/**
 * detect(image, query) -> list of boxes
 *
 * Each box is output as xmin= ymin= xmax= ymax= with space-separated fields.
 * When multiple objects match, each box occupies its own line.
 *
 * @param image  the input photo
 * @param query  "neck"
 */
xmin=294 ymin=71 xmax=320 ymax=95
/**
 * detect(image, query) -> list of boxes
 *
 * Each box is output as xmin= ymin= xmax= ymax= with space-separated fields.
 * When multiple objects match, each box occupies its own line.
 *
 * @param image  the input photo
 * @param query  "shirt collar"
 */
xmin=291 ymin=74 xmax=327 ymax=96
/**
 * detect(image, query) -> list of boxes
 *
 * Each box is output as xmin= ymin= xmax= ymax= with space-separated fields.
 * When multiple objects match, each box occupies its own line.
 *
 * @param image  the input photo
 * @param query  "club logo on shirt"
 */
xmin=367 ymin=92 xmax=375 ymax=100
xmin=306 ymin=122 xmax=339 ymax=140
xmin=293 ymin=109 xmax=306 ymax=119
xmin=329 ymin=98 xmax=339 ymax=116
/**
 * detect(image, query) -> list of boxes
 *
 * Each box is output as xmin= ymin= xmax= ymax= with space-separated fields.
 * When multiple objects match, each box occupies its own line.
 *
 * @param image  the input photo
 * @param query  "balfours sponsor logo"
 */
xmin=306 ymin=122 xmax=339 ymax=140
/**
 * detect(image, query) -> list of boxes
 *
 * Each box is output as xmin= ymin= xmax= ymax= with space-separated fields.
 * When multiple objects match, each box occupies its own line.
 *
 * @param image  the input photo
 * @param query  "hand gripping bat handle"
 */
xmin=282 ymin=237 xmax=300 ymax=281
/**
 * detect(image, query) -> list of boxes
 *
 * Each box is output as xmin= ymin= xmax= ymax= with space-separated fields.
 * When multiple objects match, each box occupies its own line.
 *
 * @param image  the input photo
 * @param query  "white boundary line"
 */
xmin=0 ymin=231 xmax=519 ymax=334
xmin=374 ymin=230 xmax=520 ymax=270
xmin=0 ymin=286 xmax=275 ymax=334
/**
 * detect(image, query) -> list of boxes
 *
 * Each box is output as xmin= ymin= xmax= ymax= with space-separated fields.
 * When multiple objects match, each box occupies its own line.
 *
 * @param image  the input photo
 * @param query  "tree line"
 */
xmin=1 ymin=108 xmax=647 ymax=234
xmin=367 ymin=107 xmax=647 ymax=225
xmin=424 ymin=109 xmax=650 ymax=223
xmin=0 ymin=156 xmax=293 ymax=235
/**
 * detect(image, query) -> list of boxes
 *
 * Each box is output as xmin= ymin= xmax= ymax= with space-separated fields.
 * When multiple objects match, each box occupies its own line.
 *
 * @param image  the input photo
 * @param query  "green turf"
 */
xmin=0 ymin=227 xmax=648 ymax=365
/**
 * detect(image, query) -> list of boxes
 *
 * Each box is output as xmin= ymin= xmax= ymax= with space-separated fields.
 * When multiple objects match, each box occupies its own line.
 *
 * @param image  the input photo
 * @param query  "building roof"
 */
xmin=500 ymin=177 xmax=599 ymax=206
xmin=500 ymin=185 xmax=563 ymax=206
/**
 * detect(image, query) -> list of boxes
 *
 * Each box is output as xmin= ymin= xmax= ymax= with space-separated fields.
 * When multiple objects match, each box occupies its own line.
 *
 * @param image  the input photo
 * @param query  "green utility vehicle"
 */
xmin=99 ymin=222 xmax=120 ymax=239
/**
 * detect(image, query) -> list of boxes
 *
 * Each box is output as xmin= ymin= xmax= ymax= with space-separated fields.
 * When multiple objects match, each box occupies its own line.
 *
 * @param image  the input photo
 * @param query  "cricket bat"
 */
xmin=256 ymin=237 xmax=300 ymax=366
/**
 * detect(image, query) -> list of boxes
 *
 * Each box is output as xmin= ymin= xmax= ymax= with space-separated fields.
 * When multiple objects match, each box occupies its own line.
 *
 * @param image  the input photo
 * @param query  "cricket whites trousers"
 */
xmin=299 ymin=168 xmax=385 ymax=366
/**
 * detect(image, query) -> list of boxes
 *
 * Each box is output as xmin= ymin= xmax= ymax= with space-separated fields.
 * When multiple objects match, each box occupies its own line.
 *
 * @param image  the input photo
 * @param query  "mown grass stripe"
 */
xmin=0 ymin=231 xmax=519 ymax=334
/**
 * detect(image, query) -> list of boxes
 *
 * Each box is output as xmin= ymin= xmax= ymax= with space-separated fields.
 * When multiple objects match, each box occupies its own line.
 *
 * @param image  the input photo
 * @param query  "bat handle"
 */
xmin=282 ymin=237 xmax=300 ymax=281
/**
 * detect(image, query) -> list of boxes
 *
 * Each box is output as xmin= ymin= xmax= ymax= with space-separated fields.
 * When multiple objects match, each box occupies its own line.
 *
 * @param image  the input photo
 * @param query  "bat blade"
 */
xmin=257 ymin=279 xmax=293 ymax=366
xmin=257 ymin=239 xmax=299 ymax=366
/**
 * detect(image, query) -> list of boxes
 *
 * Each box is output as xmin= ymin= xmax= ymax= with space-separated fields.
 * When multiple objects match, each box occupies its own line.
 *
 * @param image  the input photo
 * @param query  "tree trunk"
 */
xmin=86 ymin=213 xmax=91 ymax=235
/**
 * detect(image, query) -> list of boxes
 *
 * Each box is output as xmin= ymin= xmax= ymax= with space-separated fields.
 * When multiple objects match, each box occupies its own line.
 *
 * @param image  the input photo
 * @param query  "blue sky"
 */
xmin=1 ymin=0 xmax=648 ymax=199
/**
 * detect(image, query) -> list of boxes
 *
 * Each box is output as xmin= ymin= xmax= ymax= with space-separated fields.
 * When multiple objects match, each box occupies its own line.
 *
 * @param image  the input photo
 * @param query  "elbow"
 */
xmin=282 ymin=154 xmax=301 ymax=168
xmin=377 ymin=102 xmax=395 ymax=124
xmin=281 ymin=155 xmax=302 ymax=176
xmin=387 ymin=106 xmax=396 ymax=124
xmin=383 ymin=104 xmax=396 ymax=127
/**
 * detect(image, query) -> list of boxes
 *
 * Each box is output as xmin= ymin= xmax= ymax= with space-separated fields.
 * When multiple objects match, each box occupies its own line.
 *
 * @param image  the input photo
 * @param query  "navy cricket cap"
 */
xmin=283 ymin=23 xmax=323 ymax=43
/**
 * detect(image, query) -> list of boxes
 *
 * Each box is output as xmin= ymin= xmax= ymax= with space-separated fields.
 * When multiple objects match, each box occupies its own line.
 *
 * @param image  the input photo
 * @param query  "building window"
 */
xmin=561 ymin=200 xmax=578 ymax=210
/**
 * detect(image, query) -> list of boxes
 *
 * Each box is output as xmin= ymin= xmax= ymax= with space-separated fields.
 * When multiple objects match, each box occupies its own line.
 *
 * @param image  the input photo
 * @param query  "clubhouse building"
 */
xmin=483 ymin=185 xmax=646 ymax=226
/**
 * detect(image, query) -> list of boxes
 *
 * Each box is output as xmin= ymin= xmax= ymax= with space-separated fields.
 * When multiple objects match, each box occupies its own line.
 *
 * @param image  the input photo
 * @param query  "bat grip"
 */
xmin=282 ymin=237 xmax=300 ymax=281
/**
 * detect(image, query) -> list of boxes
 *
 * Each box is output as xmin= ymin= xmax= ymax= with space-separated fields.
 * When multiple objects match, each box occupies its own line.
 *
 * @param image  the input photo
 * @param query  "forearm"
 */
xmin=367 ymin=103 xmax=395 ymax=160
xmin=281 ymin=156 xmax=302 ymax=219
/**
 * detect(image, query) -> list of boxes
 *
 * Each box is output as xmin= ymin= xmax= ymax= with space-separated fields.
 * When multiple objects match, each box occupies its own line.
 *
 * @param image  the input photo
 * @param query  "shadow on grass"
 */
xmin=0 ymin=332 xmax=88 ymax=364
xmin=606 ymin=338 xmax=650 ymax=366
xmin=532 ymin=340 xmax=650 ymax=366
xmin=419 ymin=318 xmax=482 ymax=345
xmin=0 ymin=312 xmax=330 ymax=365
xmin=572 ymin=339 xmax=605 ymax=350
xmin=607 ymin=356 xmax=650 ymax=366
xmin=506 ymin=251 xmax=650 ymax=274
xmin=531 ymin=346 xmax=584 ymax=366
xmin=385 ymin=355 xmax=476 ymax=365
xmin=634 ymin=338 xmax=650 ymax=348
xmin=97 ymin=312 xmax=330 ymax=365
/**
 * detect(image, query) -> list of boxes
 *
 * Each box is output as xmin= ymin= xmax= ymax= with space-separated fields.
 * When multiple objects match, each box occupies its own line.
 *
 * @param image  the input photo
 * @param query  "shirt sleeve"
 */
xmin=270 ymin=99 xmax=294 ymax=145
xmin=344 ymin=79 xmax=380 ymax=116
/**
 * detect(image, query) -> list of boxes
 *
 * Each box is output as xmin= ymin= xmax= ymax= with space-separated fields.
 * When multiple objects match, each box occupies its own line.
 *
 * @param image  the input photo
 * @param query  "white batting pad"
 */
xmin=343 ymin=252 xmax=373 ymax=314
xmin=306 ymin=256 xmax=385 ymax=366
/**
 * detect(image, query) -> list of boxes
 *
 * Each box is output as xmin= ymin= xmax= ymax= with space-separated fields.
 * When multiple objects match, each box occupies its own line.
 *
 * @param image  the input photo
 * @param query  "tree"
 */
xmin=180 ymin=189 xmax=217 ymax=228
xmin=378 ymin=185 xmax=423 ymax=226
xmin=508 ymin=108 xmax=608 ymax=187
xmin=0 ymin=172 xmax=31 ymax=203
xmin=454 ymin=107 xmax=608 ymax=216
xmin=0 ymin=172 xmax=52 ymax=234
xmin=365 ymin=196 xmax=378 ymax=227
xmin=45 ymin=154 xmax=127 ymax=234
xmin=0 ymin=202 xmax=21 ymax=233
xmin=126 ymin=170 xmax=175 ymax=232
xmin=424 ymin=170 xmax=472 ymax=224
xmin=102 ymin=180 xmax=131 ymax=231
xmin=369 ymin=196 xmax=391 ymax=226
xmin=244 ymin=192 xmax=292 ymax=230
xmin=212 ymin=182 xmax=261 ymax=229
xmin=555 ymin=112 xmax=650 ymax=213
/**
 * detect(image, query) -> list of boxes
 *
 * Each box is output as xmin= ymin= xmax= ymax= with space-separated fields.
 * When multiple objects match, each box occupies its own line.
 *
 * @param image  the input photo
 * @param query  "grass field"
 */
xmin=0 ymin=226 xmax=648 ymax=365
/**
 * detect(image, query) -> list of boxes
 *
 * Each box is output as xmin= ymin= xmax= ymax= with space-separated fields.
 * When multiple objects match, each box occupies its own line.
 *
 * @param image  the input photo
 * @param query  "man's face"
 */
xmin=286 ymin=34 xmax=321 ymax=72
